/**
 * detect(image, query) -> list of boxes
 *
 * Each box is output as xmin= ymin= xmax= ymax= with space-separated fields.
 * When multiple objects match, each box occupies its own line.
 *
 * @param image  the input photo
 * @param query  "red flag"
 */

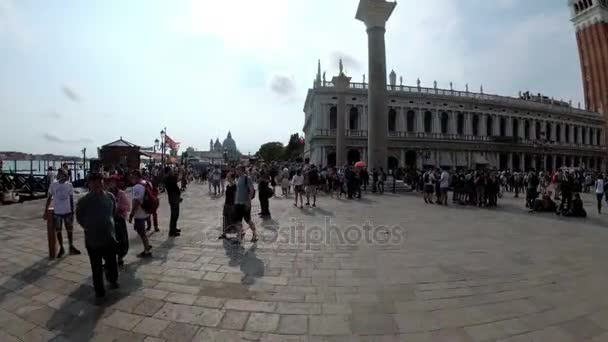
xmin=164 ymin=135 xmax=180 ymax=150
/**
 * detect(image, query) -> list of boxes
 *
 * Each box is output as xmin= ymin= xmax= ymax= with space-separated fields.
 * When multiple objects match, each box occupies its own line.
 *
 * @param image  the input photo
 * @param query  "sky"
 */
xmin=0 ymin=0 xmax=584 ymax=156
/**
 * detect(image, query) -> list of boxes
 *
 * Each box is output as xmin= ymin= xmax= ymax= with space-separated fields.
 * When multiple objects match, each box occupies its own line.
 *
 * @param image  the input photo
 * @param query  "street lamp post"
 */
xmin=160 ymin=129 xmax=166 ymax=168
xmin=153 ymin=138 xmax=159 ymax=167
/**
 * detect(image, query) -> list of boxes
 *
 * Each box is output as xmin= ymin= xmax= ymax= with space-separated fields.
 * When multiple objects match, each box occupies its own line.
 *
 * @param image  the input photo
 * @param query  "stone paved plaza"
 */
xmin=1 ymin=185 xmax=608 ymax=341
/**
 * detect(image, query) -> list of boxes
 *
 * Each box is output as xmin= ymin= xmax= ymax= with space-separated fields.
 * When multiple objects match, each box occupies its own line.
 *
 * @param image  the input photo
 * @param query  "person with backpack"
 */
xmin=165 ymin=166 xmax=182 ymax=237
xmin=129 ymin=170 xmax=153 ymax=258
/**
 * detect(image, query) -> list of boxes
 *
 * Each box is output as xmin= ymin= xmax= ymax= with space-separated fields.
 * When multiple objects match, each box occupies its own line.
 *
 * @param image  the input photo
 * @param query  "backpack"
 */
xmin=140 ymin=181 xmax=159 ymax=214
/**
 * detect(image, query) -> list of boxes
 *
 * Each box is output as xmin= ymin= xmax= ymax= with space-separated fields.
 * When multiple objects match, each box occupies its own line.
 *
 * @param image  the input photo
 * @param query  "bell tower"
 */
xmin=569 ymin=0 xmax=608 ymax=114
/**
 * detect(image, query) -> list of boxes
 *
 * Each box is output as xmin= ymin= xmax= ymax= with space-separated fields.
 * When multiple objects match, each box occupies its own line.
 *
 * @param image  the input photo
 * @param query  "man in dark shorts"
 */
xmin=233 ymin=166 xmax=258 ymax=243
xmin=129 ymin=170 xmax=152 ymax=257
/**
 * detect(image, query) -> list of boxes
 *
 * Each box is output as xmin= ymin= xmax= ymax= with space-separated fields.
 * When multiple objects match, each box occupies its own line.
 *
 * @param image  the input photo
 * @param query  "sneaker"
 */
xmin=169 ymin=232 xmax=181 ymax=237
xmin=305 ymin=202 xmax=310 ymax=206
xmin=69 ymin=246 xmax=81 ymax=255
xmin=312 ymin=204 xmax=316 ymax=208
xmin=251 ymin=236 xmax=259 ymax=243
xmin=154 ymin=227 xmax=160 ymax=232
xmin=56 ymin=248 xmax=65 ymax=258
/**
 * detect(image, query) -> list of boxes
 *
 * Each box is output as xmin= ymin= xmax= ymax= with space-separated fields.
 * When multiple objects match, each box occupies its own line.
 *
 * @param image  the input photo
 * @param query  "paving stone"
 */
xmin=202 ymin=272 xmax=225 ymax=282
xmin=309 ymin=315 xmax=351 ymax=336
xmin=219 ymin=310 xmax=249 ymax=330
xmin=132 ymin=317 xmax=171 ymax=337
xmin=464 ymin=318 xmax=531 ymax=341
xmin=159 ymin=322 xmax=199 ymax=341
xmin=194 ymin=295 xmax=225 ymax=308
xmin=102 ymin=310 xmax=144 ymax=330
xmin=278 ymin=314 xmax=308 ymax=335
xmin=277 ymin=302 xmax=322 ymax=315
xmin=21 ymin=326 xmax=57 ymax=342
xmin=245 ymin=312 xmax=280 ymax=332
xmin=194 ymin=327 xmax=260 ymax=341
xmin=351 ymin=313 xmax=399 ymax=335
xmin=133 ymin=298 xmax=165 ymax=317
xmin=165 ymin=292 xmax=197 ymax=305
xmin=224 ymin=299 xmax=276 ymax=312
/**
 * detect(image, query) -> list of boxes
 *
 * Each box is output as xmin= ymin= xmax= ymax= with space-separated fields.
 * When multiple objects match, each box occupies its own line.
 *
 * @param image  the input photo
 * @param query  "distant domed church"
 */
xmin=208 ymin=131 xmax=241 ymax=161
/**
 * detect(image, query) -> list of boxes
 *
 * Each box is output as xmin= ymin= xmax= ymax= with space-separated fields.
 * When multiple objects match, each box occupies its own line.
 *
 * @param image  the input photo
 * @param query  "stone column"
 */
xmin=569 ymin=125 xmax=575 ymax=144
xmin=416 ymin=109 xmax=424 ymax=133
xmin=590 ymin=128 xmax=596 ymax=145
xmin=505 ymin=117 xmax=513 ymax=137
xmin=399 ymin=107 xmax=406 ymax=131
xmin=521 ymin=153 xmax=526 ymax=171
xmin=400 ymin=149 xmax=405 ymax=168
xmin=560 ymin=124 xmax=566 ymax=143
xmin=550 ymin=122 xmax=557 ymax=142
xmin=479 ymin=114 xmax=487 ymax=137
xmin=550 ymin=155 xmax=556 ymax=172
xmin=448 ymin=112 xmax=457 ymax=135
xmin=493 ymin=115 xmax=501 ymax=136
xmin=332 ymin=73 xmax=352 ymax=167
xmin=432 ymin=110 xmax=441 ymax=134
xmin=357 ymin=0 xmax=396 ymax=171
xmin=508 ymin=153 xmax=513 ymax=171
xmin=464 ymin=113 xmax=473 ymax=136
xmin=530 ymin=119 xmax=537 ymax=141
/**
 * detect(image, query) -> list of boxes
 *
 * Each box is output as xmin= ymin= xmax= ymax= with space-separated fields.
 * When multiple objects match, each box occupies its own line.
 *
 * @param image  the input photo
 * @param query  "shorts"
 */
xmin=53 ymin=214 xmax=73 ymax=232
xmin=424 ymin=185 xmax=434 ymax=194
xmin=133 ymin=218 xmax=148 ymax=236
xmin=233 ymin=204 xmax=251 ymax=224
xmin=306 ymin=185 xmax=317 ymax=195
xmin=295 ymin=185 xmax=304 ymax=194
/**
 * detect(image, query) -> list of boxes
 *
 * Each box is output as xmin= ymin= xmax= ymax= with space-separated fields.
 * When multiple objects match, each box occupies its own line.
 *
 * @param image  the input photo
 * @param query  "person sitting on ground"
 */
xmin=531 ymin=192 xmax=557 ymax=213
xmin=560 ymin=193 xmax=587 ymax=218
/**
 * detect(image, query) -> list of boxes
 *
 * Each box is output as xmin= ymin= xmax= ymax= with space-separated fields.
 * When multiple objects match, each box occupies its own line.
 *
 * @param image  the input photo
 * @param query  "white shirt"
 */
xmin=49 ymin=181 xmax=73 ymax=215
xmin=132 ymin=183 xmax=150 ymax=219
xmin=292 ymin=174 xmax=304 ymax=186
xmin=440 ymin=171 xmax=450 ymax=188
xmin=596 ymin=179 xmax=605 ymax=194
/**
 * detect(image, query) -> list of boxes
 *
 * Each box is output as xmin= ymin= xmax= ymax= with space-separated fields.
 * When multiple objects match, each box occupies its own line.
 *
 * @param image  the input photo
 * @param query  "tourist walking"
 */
xmin=234 ymin=166 xmax=258 ymax=242
xmin=423 ymin=169 xmax=435 ymax=204
xmin=75 ymin=173 xmax=119 ymax=298
xmin=595 ymin=174 xmax=605 ymax=214
xmin=43 ymin=169 xmax=81 ymax=258
xmin=306 ymin=165 xmax=319 ymax=206
xmin=219 ymin=172 xmax=236 ymax=239
xmin=106 ymin=175 xmax=130 ymax=267
xmin=143 ymin=172 xmax=160 ymax=233
xmin=377 ymin=168 xmax=386 ymax=194
xmin=280 ymin=167 xmax=290 ymax=197
xmin=165 ymin=166 xmax=182 ymax=237
xmin=257 ymin=171 xmax=272 ymax=218
xmin=129 ymin=170 xmax=153 ymax=257
xmin=439 ymin=168 xmax=449 ymax=205
xmin=293 ymin=169 xmax=305 ymax=208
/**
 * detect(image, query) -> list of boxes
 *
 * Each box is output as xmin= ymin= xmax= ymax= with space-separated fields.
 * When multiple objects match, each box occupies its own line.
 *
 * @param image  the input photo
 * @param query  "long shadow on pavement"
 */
xmin=222 ymin=240 xmax=264 ymax=286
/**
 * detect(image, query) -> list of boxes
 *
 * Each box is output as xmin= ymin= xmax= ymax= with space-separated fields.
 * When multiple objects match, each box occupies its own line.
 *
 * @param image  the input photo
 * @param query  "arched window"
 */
xmin=424 ymin=111 xmax=432 ymax=133
xmin=524 ymin=121 xmax=530 ymax=140
xmin=566 ymin=125 xmax=571 ymax=142
xmin=329 ymin=106 xmax=337 ymax=130
xmin=440 ymin=112 xmax=449 ymax=134
xmin=457 ymin=113 xmax=465 ymax=135
xmin=349 ymin=107 xmax=359 ymax=130
xmin=500 ymin=117 xmax=506 ymax=137
xmin=472 ymin=115 xmax=479 ymax=136
xmin=406 ymin=111 xmax=415 ymax=132
xmin=574 ymin=3 xmax=579 ymax=12
xmin=487 ymin=116 xmax=493 ymax=136
xmin=512 ymin=118 xmax=519 ymax=138
xmin=388 ymin=109 xmax=397 ymax=132
xmin=535 ymin=122 xmax=542 ymax=140
xmin=556 ymin=124 xmax=561 ymax=142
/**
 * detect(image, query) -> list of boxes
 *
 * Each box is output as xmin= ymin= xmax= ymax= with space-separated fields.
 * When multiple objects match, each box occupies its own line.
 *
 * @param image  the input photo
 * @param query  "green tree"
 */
xmin=256 ymin=142 xmax=285 ymax=162
xmin=283 ymin=133 xmax=304 ymax=161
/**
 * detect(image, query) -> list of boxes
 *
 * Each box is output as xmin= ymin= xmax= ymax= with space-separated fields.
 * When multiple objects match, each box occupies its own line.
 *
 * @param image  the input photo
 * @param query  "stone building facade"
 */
xmin=303 ymin=78 xmax=607 ymax=171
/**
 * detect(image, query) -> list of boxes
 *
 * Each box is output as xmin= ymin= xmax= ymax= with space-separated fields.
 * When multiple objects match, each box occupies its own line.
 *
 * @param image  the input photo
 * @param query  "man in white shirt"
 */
xmin=439 ymin=169 xmax=450 ymax=205
xmin=43 ymin=169 xmax=81 ymax=258
xmin=595 ymin=174 xmax=605 ymax=214
xmin=129 ymin=170 xmax=152 ymax=258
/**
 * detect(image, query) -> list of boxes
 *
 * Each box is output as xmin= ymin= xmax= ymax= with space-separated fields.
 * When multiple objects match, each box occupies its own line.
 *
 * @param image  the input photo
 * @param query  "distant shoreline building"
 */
xmin=186 ymin=131 xmax=242 ymax=165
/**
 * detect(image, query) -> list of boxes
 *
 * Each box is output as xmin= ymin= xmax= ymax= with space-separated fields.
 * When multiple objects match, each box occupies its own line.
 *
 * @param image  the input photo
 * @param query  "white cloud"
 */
xmin=0 ymin=0 xmax=30 ymax=47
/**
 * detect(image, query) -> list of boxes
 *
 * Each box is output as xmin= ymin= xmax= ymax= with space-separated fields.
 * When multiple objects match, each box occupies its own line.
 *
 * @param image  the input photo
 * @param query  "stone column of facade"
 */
xmin=577 ymin=126 xmax=583 ymax=144
xmin=505 ymin=117 xmax=513 ymax=137
xmin=560 ymin=124 xmax=567 ymax=143
xmin=542 ymin=155 xmax=548 ymax=171
xmin=518 ymin=118 xmax=525 ymax=140
xmin=432 ymin=110 xmax=441 ymax=134
xmin=569 ymin=125 xmax=576 ymax=145
xmin=399 ymin=107 xmax=406 ymax=132
xmin=400 ymin=149 xmax=405 ymax=168
xmin=464 ymin=113 xmax=473 ymax=136
xmin=530 ymin=119 xmax=537 ymax=141
xmin=508 ymin=153 xmax=513 ymax=171
xmin=479 ymin=114 xmax=487 ymax=137
xmin=448 ymin=112 xmax=457 ymax=135
xmin=521 ymin=153 xmax=526 ymax=171
xmin=551 ymin=155 xmax=556 ymax=171
xmin=493 ymin=115 xmax=501 ymax=136
xmin=332 ymin=73 xmax=352 ymax=167
xmin=590 ymin=128 xmax=596 ymax=145
xmin=356 ymin=0 xmax=396 ymax=171
xmin=416 ymin=109 xmax=424 ymax=133
xmin=550 ymin=122 xmax=557 ymax=142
